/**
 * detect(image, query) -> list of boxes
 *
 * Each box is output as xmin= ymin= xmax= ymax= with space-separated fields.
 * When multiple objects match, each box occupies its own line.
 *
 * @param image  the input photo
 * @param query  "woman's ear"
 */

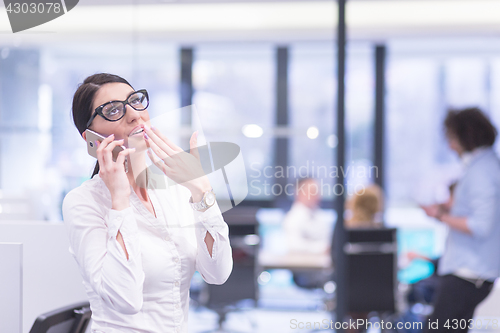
xmin=82 ymin=131 xmax=87 ymax=141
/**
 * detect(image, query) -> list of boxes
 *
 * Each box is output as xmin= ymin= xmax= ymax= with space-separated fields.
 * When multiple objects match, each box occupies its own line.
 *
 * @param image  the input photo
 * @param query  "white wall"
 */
xmin=0 ymin=222 xmax=87 ymax=333
xmin=0 ymin=243 xmax=22 ymax=333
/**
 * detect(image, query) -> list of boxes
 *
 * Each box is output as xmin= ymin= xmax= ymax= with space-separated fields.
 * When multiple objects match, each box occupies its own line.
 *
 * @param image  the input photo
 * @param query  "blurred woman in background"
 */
xmin=421 ymin=107 xmax=500 ymax=333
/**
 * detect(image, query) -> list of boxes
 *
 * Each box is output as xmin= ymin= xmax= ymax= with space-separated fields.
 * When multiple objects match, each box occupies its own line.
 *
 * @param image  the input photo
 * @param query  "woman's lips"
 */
xmin=129 ymin=127 xmax=144 ymax=136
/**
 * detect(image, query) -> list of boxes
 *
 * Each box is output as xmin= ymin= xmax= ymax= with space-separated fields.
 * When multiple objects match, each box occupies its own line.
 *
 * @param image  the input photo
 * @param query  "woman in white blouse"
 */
xmin=63 ymin=73 xmax=233 ymax=333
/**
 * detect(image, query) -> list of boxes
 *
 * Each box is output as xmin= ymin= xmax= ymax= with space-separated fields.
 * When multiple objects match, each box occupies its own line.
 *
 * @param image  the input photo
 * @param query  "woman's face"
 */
xmin=87 ymin=82 xmax=149 ymax=149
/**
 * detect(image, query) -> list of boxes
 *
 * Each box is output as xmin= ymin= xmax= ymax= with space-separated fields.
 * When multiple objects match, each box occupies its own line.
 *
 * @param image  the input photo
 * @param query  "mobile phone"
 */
xmin=85 ymin=129 xmax=126 ymax=162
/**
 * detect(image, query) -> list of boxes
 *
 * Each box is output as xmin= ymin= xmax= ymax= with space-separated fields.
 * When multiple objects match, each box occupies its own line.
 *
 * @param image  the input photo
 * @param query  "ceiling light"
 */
xmin=242 ymin=124 xmax=263 ymax=138
xmin=307 ymin=126 xmax=319 ymax=139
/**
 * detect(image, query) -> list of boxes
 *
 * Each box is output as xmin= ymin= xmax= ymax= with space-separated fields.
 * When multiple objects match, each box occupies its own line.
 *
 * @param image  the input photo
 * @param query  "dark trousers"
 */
xmin=423 ymin=274 xmax=493 ymax=333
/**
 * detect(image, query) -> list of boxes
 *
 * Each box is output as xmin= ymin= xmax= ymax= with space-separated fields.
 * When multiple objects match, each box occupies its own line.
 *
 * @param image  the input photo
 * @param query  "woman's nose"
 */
xmin=125 ymin=105 xmax=142 ymax=122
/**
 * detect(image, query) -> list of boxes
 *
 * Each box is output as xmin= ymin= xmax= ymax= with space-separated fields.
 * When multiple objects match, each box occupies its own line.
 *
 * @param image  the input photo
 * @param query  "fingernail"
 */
xmin=151 ymin=126 xmax=156 ymax=131
xmin=144 ymin=133 xmax=149 ymax=140
xmin=108 ymin=133 xmax=114 ymax=137
xmin=130 ymin=148 xmax=136 ymax=152
xmin=95 ymin=140 xmax=99 ymax=146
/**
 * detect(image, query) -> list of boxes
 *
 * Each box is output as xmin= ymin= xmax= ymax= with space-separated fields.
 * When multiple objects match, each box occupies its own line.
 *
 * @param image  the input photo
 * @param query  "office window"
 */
xmin=193 ymin=43 xmax=275 ymax=201
xmin=289 ymin=43 xmax=335 ymax=199
xmin=345 ymin=44 xmax=375 ymax=193
xmin=445 ymin=58 xmax=489 ymax=111
xmin=386 ymin=56 xmax=452 ymax=206
xmin=289 ymin=42 xmax=374 ymax=200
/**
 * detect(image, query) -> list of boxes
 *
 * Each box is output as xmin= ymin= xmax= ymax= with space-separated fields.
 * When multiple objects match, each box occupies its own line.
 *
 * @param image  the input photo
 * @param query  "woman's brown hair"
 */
xmin=444 ymin=107 xmax=497 ymax=152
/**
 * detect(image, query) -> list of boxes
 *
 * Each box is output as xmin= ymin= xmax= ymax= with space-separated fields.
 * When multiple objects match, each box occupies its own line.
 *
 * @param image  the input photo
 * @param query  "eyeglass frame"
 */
xmin=86 ymin=89 xmax=149 ymax=128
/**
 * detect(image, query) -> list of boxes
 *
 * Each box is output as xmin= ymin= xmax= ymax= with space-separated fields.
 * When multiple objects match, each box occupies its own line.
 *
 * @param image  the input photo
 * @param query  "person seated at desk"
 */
xmin=344 ymin=184 xmax=384 ymax=229
xmin=331 ymin=183 xmax=385 ymax=266
xmin=283 ymin=177 xmax=331 ymax=254
xmin=282 ymin=177 xmax=332 ymax=288
xmin=342 ymin=184 xmax=384 ymax=333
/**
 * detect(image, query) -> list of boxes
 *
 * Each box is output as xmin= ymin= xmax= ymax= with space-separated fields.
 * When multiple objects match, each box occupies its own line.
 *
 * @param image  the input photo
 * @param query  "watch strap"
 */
xmin=189 ymin=189 xmax=215 ymax=211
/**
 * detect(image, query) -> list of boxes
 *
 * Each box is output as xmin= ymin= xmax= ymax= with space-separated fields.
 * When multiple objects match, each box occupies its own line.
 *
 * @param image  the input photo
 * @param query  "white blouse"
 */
xmin=62 ymin=169 xmax=233 ymax=333
xmin=282 ymin=202 xmax=332 ymax=254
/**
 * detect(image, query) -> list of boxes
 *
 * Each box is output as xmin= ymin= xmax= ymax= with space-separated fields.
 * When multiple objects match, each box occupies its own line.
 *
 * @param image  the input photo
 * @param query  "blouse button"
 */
xmin=174 ymin=257 xmax=179 ymax=263
xmin=175 ymin=281 xmax=180 ymax=287
xmin=165 ymin=235 xmax=170 ymax=241
xmin=175 ymin=303 xmax=180 ymax=309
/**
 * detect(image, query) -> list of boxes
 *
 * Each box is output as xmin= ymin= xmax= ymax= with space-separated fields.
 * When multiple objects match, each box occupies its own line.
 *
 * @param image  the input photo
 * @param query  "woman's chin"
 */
xmin=127 ymin=136 xmax=148 ymax=151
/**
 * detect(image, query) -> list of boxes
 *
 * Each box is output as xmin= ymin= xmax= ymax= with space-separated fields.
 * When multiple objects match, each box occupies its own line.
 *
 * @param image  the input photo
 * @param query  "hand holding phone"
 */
xmin=87 ymin=131 xmax=136 ymax=210
xmin=85 ymin=129 xmax=126 ymax=162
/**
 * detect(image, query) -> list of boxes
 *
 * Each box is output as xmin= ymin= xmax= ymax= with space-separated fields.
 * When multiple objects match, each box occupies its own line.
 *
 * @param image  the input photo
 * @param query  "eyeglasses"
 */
xmin=86 ymin=89 xmax=149 ymax=128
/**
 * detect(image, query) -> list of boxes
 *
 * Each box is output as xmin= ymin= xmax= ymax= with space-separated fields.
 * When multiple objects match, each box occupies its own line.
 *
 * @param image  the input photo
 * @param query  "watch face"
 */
xmin=205 ymin=192 xmax=216 ymax=206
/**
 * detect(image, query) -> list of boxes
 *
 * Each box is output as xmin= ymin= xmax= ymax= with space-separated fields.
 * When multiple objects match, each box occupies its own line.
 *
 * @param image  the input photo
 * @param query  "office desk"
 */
xmin=258 ymin=251 xmax=332 ymax=271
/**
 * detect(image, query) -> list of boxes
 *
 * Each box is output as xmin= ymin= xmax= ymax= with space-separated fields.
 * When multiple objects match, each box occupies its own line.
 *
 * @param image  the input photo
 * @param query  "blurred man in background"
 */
xmin=283 ymin=177 xmax=332 ymax=288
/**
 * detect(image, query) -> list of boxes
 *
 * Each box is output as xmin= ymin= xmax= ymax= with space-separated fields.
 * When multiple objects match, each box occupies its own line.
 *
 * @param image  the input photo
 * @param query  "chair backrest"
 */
xmin=205 ymin=207 xmax=259 ymax=309
xmin=344 ymin=228 xmax=397 ymax=313
xmin=29 ymin=302 xmax=91 ymax=333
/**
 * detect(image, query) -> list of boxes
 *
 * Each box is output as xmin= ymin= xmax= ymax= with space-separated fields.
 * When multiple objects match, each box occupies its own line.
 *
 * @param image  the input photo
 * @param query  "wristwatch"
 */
xmin=189 ymin=189 xmax=216 ymax=211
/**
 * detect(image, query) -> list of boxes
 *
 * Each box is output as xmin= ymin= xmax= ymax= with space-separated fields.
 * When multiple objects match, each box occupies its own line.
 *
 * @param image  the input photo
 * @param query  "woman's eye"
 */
xmin=105 ymin=108 xmax=120 ymax=116
xmin=130 ymin=97 xmax=140 ymax=105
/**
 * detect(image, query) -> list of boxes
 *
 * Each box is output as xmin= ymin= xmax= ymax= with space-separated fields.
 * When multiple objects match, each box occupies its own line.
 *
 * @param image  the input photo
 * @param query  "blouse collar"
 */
xmin=461 ymin=146 xmax=489 ymax=167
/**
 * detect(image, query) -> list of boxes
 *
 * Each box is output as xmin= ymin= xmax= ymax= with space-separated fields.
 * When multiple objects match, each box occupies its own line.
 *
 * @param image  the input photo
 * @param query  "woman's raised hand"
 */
xmin=143 ymin=125 xmax=211 ymax=197
xmin=96 ymin=134 xmax=136 ymax=210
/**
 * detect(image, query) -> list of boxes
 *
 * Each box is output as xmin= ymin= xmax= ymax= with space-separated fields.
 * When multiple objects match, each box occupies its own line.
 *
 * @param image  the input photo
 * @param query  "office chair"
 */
xmin=199 ymin=207 xmax=260 ymax=333
xmin=344 ymin=228 xmax=397 ymax=314
xmin=29 ymin=302 xmax=91 ymax=333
